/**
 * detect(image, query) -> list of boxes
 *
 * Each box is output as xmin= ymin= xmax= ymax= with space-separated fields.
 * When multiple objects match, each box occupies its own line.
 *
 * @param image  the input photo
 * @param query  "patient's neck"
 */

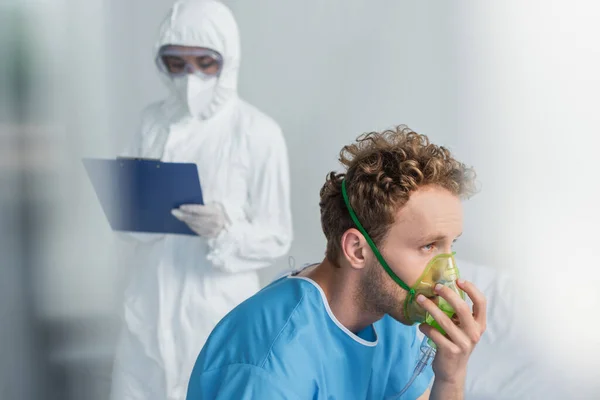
xmin=302 ymin=258 xmax=382 ymax=334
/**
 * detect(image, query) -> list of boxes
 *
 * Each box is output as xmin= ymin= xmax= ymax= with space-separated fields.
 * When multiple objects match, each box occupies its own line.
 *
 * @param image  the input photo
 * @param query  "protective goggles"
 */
xmin=341 ymin=179 xmax=465 ymax=334
xmin=156 ymin=45 xmax=223 ymax=78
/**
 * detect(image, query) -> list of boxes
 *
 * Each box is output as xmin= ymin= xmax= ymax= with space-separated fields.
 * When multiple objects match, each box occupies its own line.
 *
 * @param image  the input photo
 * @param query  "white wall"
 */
xmin=223 ymin=0 xmax=478 ymax=281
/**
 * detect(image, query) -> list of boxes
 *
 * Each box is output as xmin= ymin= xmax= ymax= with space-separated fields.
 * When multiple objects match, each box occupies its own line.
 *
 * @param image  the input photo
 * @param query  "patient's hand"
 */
xmin=417 ymin=280 xmax=487 ymax=399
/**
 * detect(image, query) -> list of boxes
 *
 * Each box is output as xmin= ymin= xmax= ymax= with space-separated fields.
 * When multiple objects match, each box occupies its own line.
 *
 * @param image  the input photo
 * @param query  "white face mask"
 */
xmin=171 ymin=74 xmax=218 ymax=118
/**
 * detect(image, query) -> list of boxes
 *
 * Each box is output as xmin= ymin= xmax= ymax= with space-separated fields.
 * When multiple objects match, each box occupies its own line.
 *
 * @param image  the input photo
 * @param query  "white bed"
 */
xmin=458 ymin=259 xmax=573 ymax=399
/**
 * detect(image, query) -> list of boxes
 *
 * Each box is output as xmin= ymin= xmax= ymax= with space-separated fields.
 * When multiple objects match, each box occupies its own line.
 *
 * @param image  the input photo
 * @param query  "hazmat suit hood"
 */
xmin=156 ymin=0 xmax=240 ymax=120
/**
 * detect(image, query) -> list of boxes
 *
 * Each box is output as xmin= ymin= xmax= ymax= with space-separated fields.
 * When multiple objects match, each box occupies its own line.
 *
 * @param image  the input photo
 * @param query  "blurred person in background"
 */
xmin=109 ymin=1 xmax=292 ymax=399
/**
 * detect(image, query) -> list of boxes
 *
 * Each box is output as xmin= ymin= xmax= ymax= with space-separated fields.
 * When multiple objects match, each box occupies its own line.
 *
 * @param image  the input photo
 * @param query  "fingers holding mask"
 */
xmin=418 ymin=321 xmax=454 ymax=345
xmin=434 ymin=283 xmax=479 ymax=337
xmin=418 ymin=280 xmax=487 ymax=349
xmin=456 ymin=279 xmax=487 ymax=332
xmin=416 ymin=294 xmax=462 ymax=344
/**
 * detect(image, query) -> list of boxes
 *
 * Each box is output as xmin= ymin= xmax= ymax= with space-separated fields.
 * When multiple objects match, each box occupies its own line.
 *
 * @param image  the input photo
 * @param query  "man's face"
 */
xmin=359 ymin=185 xmax=463 ymax=325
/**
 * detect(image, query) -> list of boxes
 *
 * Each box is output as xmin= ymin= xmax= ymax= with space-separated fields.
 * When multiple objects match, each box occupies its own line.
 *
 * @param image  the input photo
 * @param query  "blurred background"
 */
xmin=1 ymin=0 xmax=599 ymax=399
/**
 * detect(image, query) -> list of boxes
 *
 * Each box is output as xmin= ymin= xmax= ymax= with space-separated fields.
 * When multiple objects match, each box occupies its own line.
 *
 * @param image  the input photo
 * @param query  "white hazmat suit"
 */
xmin=110 ymin=1 xmax=293 ymax=399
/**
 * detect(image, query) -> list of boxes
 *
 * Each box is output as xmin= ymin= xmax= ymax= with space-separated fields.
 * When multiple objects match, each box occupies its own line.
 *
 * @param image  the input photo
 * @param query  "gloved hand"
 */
xmin=171 ymin=203 xmax=227 ymax=238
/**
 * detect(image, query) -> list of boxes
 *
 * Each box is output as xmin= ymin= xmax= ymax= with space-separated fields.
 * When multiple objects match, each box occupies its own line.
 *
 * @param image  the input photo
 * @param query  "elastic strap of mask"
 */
xmin=341 ymin=179 xmax=415 ymax=298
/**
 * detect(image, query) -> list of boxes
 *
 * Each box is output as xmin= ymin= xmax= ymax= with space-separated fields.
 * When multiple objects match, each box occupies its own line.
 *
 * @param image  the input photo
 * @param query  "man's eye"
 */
xmin=422 ymin=243 xmax=435 ymax=251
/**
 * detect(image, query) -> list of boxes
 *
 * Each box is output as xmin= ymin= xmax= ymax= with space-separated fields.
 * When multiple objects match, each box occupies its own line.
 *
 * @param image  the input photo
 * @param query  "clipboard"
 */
xmin=83 ymin=157 xmax=204 ymax=236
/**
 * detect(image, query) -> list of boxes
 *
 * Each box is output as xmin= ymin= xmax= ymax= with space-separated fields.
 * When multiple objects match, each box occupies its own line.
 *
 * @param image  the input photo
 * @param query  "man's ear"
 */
xmin=340 ymin=228 xmax=369 ymax=270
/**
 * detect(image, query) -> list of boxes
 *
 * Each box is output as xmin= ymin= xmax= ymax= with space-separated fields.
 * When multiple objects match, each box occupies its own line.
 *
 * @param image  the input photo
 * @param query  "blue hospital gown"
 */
xmin=186 ymin=274 xmax=434 ymax=399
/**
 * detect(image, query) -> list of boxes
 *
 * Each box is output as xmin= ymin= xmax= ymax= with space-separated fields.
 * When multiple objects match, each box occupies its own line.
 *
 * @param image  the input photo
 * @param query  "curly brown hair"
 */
xmin=319 ymin=125 xmax=477 ymax=266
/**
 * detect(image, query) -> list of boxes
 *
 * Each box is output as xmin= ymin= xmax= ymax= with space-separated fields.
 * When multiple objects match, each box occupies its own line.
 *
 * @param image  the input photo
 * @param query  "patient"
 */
xmin=186 ymin=125 xmax=487 ymax=400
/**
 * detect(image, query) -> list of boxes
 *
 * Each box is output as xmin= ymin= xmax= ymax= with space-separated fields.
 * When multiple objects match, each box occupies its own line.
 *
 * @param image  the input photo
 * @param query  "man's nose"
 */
xmin=441 ymin=245 xmax=453 ymax=254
